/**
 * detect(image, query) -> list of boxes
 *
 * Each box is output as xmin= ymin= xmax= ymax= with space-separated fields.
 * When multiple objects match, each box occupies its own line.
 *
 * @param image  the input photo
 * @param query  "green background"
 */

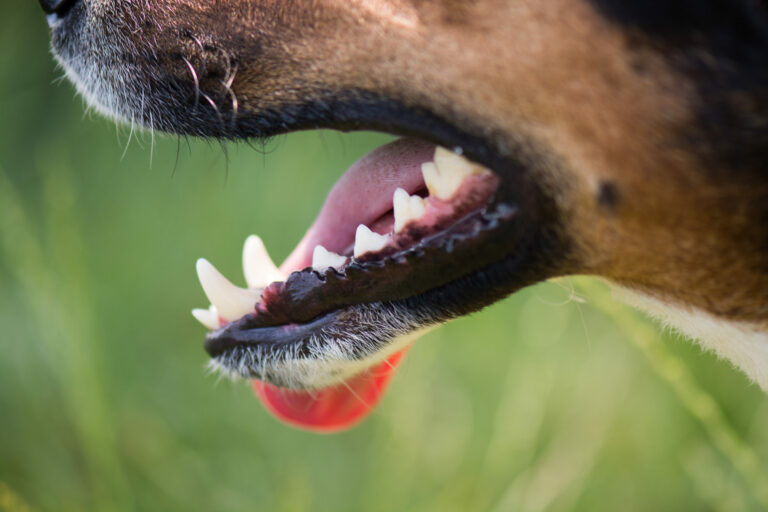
xmin=1 ymin=3 xmax=767 ymax=511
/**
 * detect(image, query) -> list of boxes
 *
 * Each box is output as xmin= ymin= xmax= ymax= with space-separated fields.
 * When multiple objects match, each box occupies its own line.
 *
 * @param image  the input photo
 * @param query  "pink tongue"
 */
xmin=253 ymin=350 xmax=407 ymax=433
xmin=254 ymin=138 xmax=435 ymax=432
xmin=281 ymin=138 xmax=435 ymax=269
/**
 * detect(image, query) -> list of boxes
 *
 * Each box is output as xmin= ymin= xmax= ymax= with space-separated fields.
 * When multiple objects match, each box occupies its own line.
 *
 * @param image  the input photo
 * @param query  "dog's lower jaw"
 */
xmin=614 ymin=285 xmax=768 ymax=392
xmin=207 ymin=311 xmax=436 ymax=390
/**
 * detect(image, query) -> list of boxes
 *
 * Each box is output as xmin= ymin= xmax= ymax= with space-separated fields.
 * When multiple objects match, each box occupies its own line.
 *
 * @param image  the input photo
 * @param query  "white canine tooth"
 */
xmin=196 ymin=258 xmax=260 ymax=322
xmin=393 ymin=187 xmax=426 ymax=232
xmin=312 ymin=245 xmax=348 ymax=272
xmin=353 ymin=224 xmax=389 ymax=258
xmin=422 ymin=147 xmax=491 ymax=200
xmin=242 ymin=235 xmax=285 ymax=289
xmin=191 ymin=304 xmax=220 ymax=331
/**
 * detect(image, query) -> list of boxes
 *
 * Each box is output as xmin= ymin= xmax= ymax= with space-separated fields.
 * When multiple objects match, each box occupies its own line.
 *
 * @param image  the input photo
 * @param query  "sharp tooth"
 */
xmin=434 ymin=147 xmax=476 ymax=177
xmin=393 ymin=187 xmax=426 ymax=232
xmin=422 ymin=147 xmax=491 ymax=200
xmin=421 ymin=161 xmax=460 ymax=200
xmin=196 ymin=258 xmax=260 ymax=322
xmin=242 ymin=235 xmax=285 ymax=289
xmin=191 ymin=304 xmax=220 ymax=330
xmin=312 ymin=245 xmax=348 ymax=272
xmin=353 ymin=224 xmax=389 ymax=258
xmin=392 ymin=188 xmax=410 ymax=232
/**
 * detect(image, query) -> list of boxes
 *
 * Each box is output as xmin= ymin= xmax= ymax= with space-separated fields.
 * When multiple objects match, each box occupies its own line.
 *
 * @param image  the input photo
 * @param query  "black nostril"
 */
xmin=39 ymin=0 xmax=78 ymax=17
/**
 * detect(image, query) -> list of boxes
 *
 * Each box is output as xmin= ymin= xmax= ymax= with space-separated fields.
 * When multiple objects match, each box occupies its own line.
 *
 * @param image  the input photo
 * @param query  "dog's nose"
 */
xmin=39 ymin=0 xmax=77 ymax=17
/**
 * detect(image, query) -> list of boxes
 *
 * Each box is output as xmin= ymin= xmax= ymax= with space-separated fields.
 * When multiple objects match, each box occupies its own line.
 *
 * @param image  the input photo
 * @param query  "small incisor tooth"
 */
xmin=196 ymin=258 xmax=260 ymax=322
xmin=242 ymin=235 xmax=285 ymax=289
xmin=422 ymin=147 xmax=490 ymax=200
xmin=191 ymin=304 xmax=220 ymax=331
xmin=312 ymin=245 xmax=347 ymax=272
xmin=353 ymin=224 xmax=389 ymax=258
xmin=393 ymin=187 xmax=426 ymax=232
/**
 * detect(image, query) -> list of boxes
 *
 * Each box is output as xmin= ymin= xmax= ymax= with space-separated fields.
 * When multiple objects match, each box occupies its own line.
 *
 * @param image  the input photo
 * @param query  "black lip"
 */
xmin=204 ymin=200 xmax=521 ymax=357
xmin=206 ymin=310 xmax=346 ymax=357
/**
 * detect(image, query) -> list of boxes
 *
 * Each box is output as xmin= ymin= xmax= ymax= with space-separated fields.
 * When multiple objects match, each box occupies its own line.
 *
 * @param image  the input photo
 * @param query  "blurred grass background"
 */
xmin=2 ymin=3 xmax=768 ymax=511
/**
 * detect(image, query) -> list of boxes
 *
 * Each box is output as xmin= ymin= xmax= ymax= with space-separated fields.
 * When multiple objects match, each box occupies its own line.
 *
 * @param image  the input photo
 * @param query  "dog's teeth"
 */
xmin=196 ymin=258 xmax=260 ymax=322
xmin=191 ymin=304 xmax=220 ymax=330
xmin=423 ymin=147 xmax=491 ymax=200
xmin=242 ymin=235 xmax=285 ymax=289
xmin=353 ymin=224 xmax=389 ymax=258
xmin=393 ymin=187 xmax=426 ymax=232
xmin=433 ymin=146 xmax=475 ymax=175
xmin=421 ymin=162 xmax=456 ymax=200
xmin=312 ymin=245 xmax=348 ymax=272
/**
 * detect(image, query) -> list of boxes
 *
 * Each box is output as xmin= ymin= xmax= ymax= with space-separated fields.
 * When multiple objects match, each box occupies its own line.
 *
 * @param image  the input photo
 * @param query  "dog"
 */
xmin=40 ymin=0 xmax=768 ymax=430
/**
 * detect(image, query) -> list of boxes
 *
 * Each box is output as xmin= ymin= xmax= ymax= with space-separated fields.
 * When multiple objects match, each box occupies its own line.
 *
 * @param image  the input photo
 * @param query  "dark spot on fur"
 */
xmin=597 ymin=181 xmax=620 ymax=211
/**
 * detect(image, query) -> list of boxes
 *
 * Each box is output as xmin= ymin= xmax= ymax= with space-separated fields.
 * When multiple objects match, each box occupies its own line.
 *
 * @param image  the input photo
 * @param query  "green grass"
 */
xmin=2 ymin=4 xmax=767 ymax=511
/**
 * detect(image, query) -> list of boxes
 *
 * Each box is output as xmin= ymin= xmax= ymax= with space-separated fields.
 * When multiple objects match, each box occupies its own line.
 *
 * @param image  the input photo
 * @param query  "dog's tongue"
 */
xmin=253 ymin=350 xmax=406 ymax=432
xmin=253 ymin=139 xmax=434 ymax=432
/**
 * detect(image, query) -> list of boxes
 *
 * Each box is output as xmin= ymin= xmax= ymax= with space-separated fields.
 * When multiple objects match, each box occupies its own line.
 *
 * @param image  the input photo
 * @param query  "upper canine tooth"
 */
xmin=242 ymin=235 xmax=285 ymax=289
xmin=393 ymin=187 xmax=426 ymax=232
xmin=312 ymin=245 xmax=347 ymax=272
xmin=196 ymin=258 xmax=260 ymax=322
xmin=191 ymin=304 xmax=220 ymax=331
xmin=353 ymin=225 xmax=389 ymax=258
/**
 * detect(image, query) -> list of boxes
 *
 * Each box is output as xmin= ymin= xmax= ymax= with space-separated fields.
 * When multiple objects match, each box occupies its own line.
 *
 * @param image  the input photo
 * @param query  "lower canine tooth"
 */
xmin=353 ymin=225 xmax=389 ymax=258
xmin=242 ymin=235 xmax=285 ymax=289
xmin=191 ymin=304 xmax=220 ymax=331
xmin=196 ymin=258 xmax=260 ymax=322
xmin=312 ymin=245 xmax=348 ymax=272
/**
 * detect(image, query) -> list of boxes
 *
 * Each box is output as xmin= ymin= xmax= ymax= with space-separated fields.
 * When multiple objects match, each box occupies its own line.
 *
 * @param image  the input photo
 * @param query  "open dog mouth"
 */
xmin=41 ymin=0 xmax=558 ymax=432
xmin=191 ymin=137 xmax=524 ymax=431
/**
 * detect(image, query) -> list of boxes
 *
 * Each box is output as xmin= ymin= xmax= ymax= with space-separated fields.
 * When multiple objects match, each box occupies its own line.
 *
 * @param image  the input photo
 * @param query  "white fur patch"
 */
xmin=272 ymin=326 xmax=433 ymax=389
xmin=613 ymin=285 xmax=768 ymax=391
